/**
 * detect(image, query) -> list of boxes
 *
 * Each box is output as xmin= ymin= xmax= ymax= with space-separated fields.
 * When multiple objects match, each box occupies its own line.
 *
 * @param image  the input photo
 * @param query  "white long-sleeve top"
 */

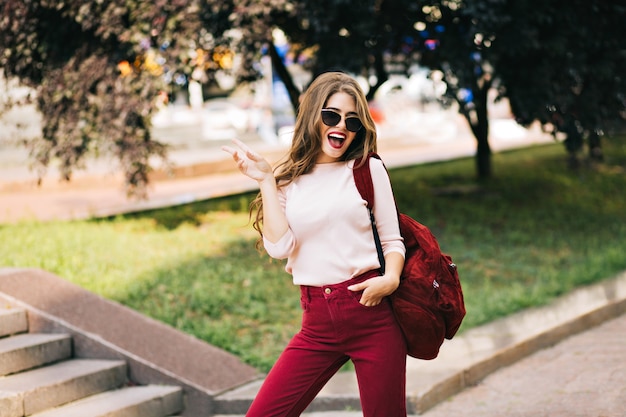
xmin=263 ymin=158 xmax=405 ymax=286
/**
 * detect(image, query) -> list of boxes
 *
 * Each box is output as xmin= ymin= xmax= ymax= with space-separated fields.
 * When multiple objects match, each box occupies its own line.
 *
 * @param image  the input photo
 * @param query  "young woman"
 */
xmin=222 ymin=71 xmax=407 ymax=416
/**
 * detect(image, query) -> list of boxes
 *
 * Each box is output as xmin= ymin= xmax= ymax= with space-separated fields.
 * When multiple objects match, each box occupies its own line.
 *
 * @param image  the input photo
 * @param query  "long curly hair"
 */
xmin=251 ymin=71 xmax=378 ymax=241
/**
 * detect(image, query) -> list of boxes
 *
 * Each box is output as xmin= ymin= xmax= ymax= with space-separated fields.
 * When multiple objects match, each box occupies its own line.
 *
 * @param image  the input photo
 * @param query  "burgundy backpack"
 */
xmin=353 ymin=153 xmax=466 ymax=360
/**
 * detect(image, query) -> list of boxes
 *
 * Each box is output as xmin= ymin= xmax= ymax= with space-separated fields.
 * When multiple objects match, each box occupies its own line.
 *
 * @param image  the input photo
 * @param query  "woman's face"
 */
xmin=316 ymin=92 xmax=362 ymax=163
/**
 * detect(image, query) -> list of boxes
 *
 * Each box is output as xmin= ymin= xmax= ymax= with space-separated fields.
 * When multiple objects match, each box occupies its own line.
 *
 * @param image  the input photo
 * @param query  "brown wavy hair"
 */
xmin=251 ymin=71 xmax=378 ymax=242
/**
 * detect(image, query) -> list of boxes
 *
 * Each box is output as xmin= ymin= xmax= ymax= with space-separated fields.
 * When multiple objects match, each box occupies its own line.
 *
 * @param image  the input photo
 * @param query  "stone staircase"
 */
xmin=0 ymin=268 xmax=262 ymax=417
xmin=0 ymin=306 xmax=184 ymax=417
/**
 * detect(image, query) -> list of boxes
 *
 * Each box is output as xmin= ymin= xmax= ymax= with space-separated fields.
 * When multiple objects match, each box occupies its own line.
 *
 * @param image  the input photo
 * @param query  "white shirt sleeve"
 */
xmin=262 ymin=186 xmax=296 ymax=259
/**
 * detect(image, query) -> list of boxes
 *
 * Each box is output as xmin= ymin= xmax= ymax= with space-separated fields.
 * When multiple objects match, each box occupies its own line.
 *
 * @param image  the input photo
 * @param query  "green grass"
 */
xmin=2 ymin=137 xmax=625 ymax=372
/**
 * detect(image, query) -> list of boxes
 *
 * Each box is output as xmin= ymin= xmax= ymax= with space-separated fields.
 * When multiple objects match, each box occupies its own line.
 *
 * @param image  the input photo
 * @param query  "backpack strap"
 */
xmin=353 ymin=152 xmax=386 ymax=273
xmin=353 ymin=152 xmax=378 ymax=208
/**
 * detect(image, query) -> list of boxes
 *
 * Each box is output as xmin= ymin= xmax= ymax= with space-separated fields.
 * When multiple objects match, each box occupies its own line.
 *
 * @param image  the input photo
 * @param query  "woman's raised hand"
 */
xmin=222 ymin=138 xmax=274 ymax=183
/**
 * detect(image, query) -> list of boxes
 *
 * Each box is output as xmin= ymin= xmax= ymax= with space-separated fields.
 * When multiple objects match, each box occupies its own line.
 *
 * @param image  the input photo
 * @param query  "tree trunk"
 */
xmin=460 ymin=84 xmax=491 ymax=179
xmin=588 ymin=130 xmax=604 ymax=162
xmin=563 ymin=117 xmax=583 ymax=170
xmin=268 ymin=42 xmax=301 ymax=116
xmin=365 ymin=51 xmax=388 ymax=102
xmin=475 ymin=129 xmax=491 ymax=178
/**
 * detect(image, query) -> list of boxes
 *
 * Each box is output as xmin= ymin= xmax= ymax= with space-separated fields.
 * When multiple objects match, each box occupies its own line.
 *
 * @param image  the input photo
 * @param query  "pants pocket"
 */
xmin=349 ymin=290 xmax=388 ymax=310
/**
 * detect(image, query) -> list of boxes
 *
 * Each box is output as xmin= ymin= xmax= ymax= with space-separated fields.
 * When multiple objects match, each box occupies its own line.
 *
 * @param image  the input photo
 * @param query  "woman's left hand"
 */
xmin=349 ymin=251 xmax=404 ymax=306
xmin=348 ymin=274 xmax=400 ymax=307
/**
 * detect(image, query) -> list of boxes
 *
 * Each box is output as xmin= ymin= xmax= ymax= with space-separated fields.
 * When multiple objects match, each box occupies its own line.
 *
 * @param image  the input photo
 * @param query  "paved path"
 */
xmin=0 ymin=109 xmax=553 ymax=223
xmin=419 ymin=313 xmax=626 ymax=417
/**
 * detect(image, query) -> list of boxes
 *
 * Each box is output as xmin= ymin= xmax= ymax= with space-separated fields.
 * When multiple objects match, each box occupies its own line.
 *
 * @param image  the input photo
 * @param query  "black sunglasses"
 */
xmin=321 ymin=109 xmax=363 ymax=132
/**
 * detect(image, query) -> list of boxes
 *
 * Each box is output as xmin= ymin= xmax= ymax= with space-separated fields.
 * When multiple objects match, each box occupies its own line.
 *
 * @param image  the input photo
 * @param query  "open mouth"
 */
xmin=328 ymin=133 xmax=345 ymax=149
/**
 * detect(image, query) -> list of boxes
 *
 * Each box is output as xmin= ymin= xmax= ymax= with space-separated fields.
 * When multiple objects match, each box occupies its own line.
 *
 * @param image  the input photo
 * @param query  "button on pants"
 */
xmin=246 ymin=271 xmax=407 ymax=417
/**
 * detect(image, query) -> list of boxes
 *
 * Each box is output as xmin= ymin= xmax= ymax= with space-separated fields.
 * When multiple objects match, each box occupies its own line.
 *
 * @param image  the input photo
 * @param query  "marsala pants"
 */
xmin=246 ymin=271 xmax=407 ymax=417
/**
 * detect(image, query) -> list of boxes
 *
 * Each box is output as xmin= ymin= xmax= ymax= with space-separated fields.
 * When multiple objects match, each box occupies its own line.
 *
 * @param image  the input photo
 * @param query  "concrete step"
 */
xmin=0 ymin=358 xmax=127 ymax=415
xmin=0 ymin=333 xmax=71 ymax=376
xmin=0 ymin=307 xmax=28 ymax=337
xmin=0 ymin=307 xmax=187 ymax=416
xmin=29 ymin=385 xmax=184 ymax=417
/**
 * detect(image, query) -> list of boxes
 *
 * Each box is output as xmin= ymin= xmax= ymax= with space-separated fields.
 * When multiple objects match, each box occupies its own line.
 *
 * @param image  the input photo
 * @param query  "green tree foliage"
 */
xmin=396 ymin=0 xmax=624 ymax=175
xmin=493 ymin=0 xmax=626 ymax=167
xmin=0 ymin=0 xmax=229 ymax=195
xmin=241 ymin=0 xmax=624 ymax=178
xmin=2 ymin=0 xmax=623 ymax=193
xmin=401 ymin=0 xmax=501 ymax=178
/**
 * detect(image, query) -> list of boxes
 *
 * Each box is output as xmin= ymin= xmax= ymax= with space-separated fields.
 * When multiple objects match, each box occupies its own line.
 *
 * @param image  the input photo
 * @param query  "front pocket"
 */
xmin=349 ymin=290 xmax=388 ymax=310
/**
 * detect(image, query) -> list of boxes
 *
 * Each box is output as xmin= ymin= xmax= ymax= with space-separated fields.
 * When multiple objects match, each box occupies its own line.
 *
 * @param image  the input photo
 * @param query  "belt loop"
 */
xmin=301 ymin=285 xmax=311 ymax=303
